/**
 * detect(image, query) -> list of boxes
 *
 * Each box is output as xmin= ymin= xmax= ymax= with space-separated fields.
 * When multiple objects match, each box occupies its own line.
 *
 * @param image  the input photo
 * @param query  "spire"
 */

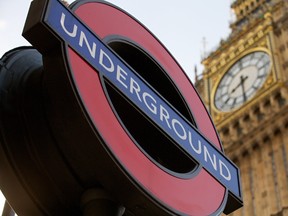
xmin=194 ymin=65 xmax=198 ymax=83
xmin=201 ymin=37 xmax=207 ymax=59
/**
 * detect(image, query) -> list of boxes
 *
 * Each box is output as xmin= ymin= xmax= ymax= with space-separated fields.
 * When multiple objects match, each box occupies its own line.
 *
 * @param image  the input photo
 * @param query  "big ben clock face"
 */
xmin=214 ymin=51 xmax=271 ymax=112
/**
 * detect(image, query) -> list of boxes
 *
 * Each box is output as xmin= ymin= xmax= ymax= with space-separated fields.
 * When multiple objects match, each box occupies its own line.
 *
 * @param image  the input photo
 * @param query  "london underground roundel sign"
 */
xmin=23 ymin=0 xmax=242 ymax=215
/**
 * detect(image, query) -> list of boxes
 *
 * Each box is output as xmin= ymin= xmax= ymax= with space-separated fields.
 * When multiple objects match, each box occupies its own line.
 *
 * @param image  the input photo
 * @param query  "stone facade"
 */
xmin=198 ymin=0 xmax=288 ymax=215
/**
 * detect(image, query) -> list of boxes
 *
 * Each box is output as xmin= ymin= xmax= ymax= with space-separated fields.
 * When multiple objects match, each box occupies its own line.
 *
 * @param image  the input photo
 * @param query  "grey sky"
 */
xmin=0 ymin=0 xmax=232 ymax=82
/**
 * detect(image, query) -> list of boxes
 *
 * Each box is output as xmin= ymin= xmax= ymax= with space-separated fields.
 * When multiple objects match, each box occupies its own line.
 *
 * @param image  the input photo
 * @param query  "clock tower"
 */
xmin=199 ymin=0 xmax=288 ymax=215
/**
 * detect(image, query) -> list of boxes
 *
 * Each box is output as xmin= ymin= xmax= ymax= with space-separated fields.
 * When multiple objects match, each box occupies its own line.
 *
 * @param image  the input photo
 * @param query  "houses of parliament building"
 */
xmin=196 ymin=0 xmax=288 ymax=215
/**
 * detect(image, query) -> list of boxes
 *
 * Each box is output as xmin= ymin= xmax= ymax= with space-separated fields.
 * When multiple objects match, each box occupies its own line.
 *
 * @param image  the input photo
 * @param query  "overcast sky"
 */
xmin=0 ymin=0 xmax=233 ymax=82
xmin=0 ymin=0 xmax=233 ymax=212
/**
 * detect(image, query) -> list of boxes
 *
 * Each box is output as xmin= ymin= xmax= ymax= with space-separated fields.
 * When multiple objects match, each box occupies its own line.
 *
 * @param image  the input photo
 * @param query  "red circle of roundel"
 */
xmin=67 ymin=1 xmax=227 ymax=215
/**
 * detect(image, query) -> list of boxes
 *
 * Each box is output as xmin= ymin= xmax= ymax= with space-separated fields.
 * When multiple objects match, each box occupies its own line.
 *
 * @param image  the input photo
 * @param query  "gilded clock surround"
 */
xmin=204 ymin=39 xmax=279 ymax=126
xmin=201 ymin=8 xmax=283 ymax=127
xmin=213 ymin=49 xmax=272 ymax=113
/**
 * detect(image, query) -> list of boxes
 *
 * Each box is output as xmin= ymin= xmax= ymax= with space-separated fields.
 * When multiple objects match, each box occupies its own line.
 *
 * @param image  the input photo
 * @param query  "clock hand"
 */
xmin=224 ymin=97 xmax=230 ymax=104
xmin=231 ymin=75 xmax=248 ymax=94
xmin=240 ymin=75 xmax=248 ymax=102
